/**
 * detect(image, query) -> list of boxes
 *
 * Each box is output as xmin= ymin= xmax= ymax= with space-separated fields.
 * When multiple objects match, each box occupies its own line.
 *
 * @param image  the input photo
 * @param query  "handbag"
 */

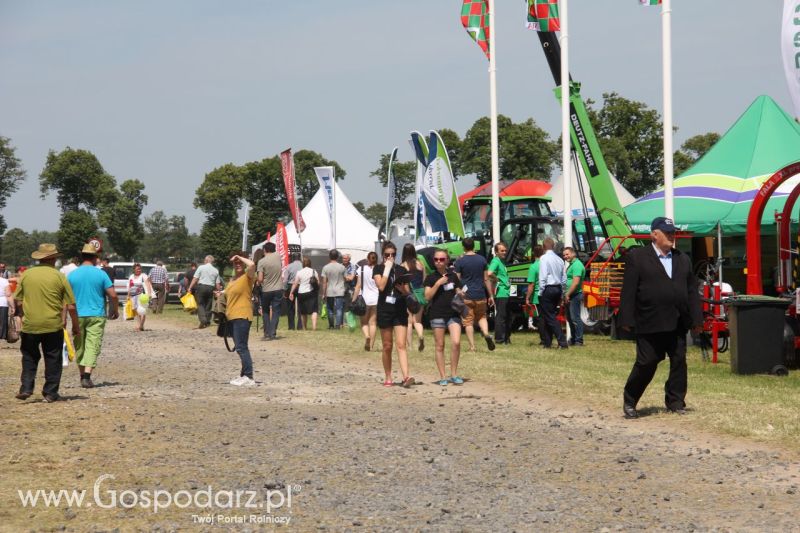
xmin=451 ymin=292 xmax=468 ymax=318
xmin=7 ymin=311 xmax=19 ymax=343
xmin=351 ymin=265 xmax=367 ymax=316
xmin=124 ymin=298 xmax=135 ymax=320
xmin=180 ymin=292 xmax=197 ymax=312
xmin=405 ymin=292 xmax=421 ymax=314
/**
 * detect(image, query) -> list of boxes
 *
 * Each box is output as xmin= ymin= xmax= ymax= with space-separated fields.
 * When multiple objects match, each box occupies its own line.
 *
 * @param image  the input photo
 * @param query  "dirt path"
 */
xmin=1 ymin=318 xmax=799 ymax=532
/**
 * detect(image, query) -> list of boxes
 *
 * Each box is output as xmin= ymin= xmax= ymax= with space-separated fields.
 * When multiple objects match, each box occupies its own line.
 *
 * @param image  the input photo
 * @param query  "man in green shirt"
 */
xmin=525 ymin=246 xmax=546 ymax=345
xmin=488 ymin=242 xmax=511 ymax=344
xmin=15 ymin=244 xmax=80 ymax=403
xmin=562 ymin=246 xmax=586 ymax=346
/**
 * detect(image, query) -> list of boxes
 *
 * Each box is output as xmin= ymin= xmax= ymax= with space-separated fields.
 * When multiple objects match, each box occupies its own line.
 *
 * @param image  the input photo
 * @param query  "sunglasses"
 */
xmin=433 ymin=257 xmax=447 ymax=263
xmin=383 ymin=252 xmax=396 ymax=258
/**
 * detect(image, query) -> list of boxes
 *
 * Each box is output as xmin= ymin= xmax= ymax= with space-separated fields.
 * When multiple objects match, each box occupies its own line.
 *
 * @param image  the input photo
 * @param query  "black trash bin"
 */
xmin=727 ymin=296 xmax=791 ymax=375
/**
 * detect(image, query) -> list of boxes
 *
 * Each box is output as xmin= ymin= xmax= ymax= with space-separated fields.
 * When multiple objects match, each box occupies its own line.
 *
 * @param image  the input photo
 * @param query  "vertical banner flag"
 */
xmin=783 ymin=0 xmax=800 ymax=118
xmin=461 ymin=0 xmax=490 ymax=60
xmin=526 ymin=0 xmax=560 ymax=31
xmin=314 ymin=166 xmax=337 ymax=249
xmin=275 ymin=223 xmax=289 ymax=268
xmin=280 ymin=149 xmax=306 ymax=233
xmin=423 ymin=131 xmax=465 ymax=238
xmin=385 ymin=147 xmax=399 ymax=239
xmin=410 ymin=132 xmax=430 ymax=241
xmin=639 ymin=0 xmax=662 ymax=5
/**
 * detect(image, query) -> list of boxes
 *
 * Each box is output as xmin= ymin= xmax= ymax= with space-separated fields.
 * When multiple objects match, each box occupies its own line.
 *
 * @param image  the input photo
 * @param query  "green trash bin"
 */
xmin=727 ymin=295 xmax=791 ymax=375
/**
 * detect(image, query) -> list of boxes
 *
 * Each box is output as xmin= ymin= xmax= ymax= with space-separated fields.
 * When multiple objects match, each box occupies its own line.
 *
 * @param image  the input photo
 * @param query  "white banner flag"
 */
xmin=314 ymin=166 xmax=336 ymax=249
xmin=783 ymin=0 xmax=800 ymax=118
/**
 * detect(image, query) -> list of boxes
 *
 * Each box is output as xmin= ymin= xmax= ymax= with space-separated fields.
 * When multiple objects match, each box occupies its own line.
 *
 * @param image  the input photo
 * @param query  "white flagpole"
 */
xmin=241 ymin=200 xmax=249 ymax=251
xmin=560 ymin=0 xmax=572 ymax=248
xmin=662 ymin=0 xmax=674 ymax=219
xmin=488 ymin=0 xmax=501 ymax=243
xmin=332 ymin=168 xmax=337 ymax=250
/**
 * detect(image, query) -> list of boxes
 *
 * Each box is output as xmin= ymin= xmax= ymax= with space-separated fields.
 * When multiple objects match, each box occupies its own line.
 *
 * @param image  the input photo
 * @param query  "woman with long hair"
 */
xmin=226 ymin=252 xmax=257 ymax=386
xmin=128 ymin=263 xmax=153 ymax=332
xmin=290 ymin=256 xmax=320 ymax=331
xmin=424 ymin=249 xmax=465 ymax=385
xmin=400 ymin=243 xmax=425 ymax=352
xmin=374 ymin=241 xmax=414 ymax=388
xmin=352 ymin=252 xmax=379 ymax=351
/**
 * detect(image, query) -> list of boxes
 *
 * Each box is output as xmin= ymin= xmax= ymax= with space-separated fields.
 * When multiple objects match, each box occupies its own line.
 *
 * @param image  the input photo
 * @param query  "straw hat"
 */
xmin=31 ymin=243 xmax=62 ymax=260
xmin=80 ymin=243 xmax=99 ymax=255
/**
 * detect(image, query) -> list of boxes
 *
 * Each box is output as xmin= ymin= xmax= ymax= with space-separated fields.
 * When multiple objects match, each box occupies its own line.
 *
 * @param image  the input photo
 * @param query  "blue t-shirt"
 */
xmin=68 ymin=265 xmax=112 ymax=318
xmin=454 ymin=253 xmax=488 ymax=300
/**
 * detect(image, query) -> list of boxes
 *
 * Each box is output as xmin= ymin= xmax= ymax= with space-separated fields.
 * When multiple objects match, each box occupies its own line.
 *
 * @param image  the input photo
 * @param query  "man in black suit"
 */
xmin=618 ymin=217 xmax=703 ymax=419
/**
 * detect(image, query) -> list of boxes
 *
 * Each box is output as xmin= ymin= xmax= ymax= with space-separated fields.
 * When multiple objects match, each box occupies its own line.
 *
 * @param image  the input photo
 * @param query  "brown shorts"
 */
xmin=463 ymin=299 xmax=487 ymax=327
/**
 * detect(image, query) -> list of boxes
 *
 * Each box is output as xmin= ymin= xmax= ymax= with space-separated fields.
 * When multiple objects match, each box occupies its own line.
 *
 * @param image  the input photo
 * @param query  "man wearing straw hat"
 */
xmin=67 ymin=243 xmax=119 ymax=388
xmin=14 ymin=243 xmax=80 ymax=403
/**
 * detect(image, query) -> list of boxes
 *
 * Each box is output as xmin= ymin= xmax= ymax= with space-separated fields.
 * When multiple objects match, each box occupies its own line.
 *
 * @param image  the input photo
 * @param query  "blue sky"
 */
xmin=0 ymin=0 xmax=791 ymax=233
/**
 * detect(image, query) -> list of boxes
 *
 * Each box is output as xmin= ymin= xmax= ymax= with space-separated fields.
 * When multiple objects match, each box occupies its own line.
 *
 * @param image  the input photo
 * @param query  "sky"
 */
xmin=0 ymin=0 xmax=792 ymax=234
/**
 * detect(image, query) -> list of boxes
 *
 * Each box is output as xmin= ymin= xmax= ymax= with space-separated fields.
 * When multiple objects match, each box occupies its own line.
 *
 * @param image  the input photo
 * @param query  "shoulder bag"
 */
xmin=351 ymin=264 xmax=367 ymax=316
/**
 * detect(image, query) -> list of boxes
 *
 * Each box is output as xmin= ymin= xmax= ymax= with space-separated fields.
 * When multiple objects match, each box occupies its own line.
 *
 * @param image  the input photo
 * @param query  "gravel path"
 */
xmin=1 ymin=317 xmax=799 ymax=532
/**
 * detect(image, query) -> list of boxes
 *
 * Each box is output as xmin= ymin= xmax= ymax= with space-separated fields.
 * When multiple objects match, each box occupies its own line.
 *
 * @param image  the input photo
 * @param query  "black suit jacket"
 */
xmin=617 ymin=245 xmax=703 ymax=335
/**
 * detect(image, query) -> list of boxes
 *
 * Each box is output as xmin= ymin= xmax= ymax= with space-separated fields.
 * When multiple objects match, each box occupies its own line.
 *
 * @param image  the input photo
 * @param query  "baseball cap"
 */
xmin=651 ymin=217 xmax=677 ymax=233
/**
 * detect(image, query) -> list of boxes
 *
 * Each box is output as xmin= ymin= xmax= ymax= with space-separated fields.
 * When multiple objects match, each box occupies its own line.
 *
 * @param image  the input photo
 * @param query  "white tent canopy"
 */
xmin=549 ymin=167 xmax=635 ymax=216
xmin=252 ymin=184 xmax=379 ymax=262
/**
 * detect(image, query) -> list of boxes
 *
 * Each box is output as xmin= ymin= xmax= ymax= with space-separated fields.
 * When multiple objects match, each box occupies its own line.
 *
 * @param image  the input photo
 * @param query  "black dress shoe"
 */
xmin=623 ymin=404 xmax=638 ymax=419
xmin=15 ymin=391 xmax=32 ymax=400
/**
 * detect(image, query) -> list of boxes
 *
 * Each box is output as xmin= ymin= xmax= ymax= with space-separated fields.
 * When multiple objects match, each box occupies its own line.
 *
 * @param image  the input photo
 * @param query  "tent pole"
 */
xmin=662 ymin=0 xmax=674 ymax=220
xmin=717 ymin=220 xmax=723 ymax=286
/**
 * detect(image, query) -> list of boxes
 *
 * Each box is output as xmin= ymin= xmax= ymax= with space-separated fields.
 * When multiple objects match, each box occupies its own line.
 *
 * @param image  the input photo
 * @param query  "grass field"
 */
xmin=160 ymin=304 xmax=800 ymax=452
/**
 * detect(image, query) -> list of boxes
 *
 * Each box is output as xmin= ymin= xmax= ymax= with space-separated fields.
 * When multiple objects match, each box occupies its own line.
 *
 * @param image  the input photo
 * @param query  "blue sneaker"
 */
xmin=450 ymin=376 xmax=464 ymax=385
xmin=436 ymin=379 xmax=449 ymax=386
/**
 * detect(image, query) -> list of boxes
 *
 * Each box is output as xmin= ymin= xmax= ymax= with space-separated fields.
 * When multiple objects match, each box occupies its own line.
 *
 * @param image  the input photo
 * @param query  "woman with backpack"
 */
xmin=400 ymin=243 xmax=426 ymax=352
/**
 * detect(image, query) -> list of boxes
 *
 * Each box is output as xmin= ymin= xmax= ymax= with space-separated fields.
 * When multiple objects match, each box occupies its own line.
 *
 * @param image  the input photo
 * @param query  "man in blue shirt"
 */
xmin=538 ymin=237 xmax=568 ymax=349
xmin=68 ymin=244 xmax=119 ymax=388
xmin=454 ymin=237 xmax=496 ymax=351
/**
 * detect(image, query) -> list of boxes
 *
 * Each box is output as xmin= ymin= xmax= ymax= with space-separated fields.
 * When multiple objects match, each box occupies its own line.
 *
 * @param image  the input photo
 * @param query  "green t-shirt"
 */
xmin=15 ymin=264 xmax=76 ymax=334
xmin=526 ymin=259 xmax=541 ymax=304
xmin=488 ymin=256 xmax=510 ymax=298
xmin=566 ymin=259 xmax=586 ymax=294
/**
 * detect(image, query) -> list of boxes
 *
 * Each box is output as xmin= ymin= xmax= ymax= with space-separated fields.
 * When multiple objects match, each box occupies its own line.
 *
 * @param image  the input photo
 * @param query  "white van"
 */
xmin=109 ymin=262 xmax=157 ymax=303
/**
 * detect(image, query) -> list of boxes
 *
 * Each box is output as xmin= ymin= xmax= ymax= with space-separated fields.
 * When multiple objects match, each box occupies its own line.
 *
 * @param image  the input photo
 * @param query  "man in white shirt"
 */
xmin=538 ymin=238 xmax=568 ymax=349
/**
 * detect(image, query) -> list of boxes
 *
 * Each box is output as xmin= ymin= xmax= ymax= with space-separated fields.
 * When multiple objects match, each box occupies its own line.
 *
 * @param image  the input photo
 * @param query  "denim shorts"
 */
xmin=430 ymin=316 xmax=462 ymax=329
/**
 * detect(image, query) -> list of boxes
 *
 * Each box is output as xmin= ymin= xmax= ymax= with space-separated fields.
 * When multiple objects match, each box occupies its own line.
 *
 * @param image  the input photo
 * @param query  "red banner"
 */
xmin=280 ymin=148 xmax=306 ymax=233
xmin=275 ymin=223 xmax=289 ymax=268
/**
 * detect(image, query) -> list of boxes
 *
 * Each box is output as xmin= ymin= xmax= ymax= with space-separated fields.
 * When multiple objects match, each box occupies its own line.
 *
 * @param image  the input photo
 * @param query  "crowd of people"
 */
xmin=12 ymin=216 xmax=700 ymax=419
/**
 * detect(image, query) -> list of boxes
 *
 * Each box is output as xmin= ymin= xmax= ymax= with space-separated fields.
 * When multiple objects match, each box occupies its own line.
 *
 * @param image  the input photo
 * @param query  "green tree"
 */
xmin=140 ymin=210 xmax=170 ymax=261
xmin=165 ymin=215 xmax=191 ymax=260
xmin=352 ymin=201 xmax=366 ymax=214
xmin=99 ymin=179 xmax=148 ymax=260
xmin=437 ymin=128 xmax=464 ymax=177
xmin=39 ymin=147 xmax=116 ymax=214
xmin=586 ymin=93 xmax=664 ymax=197
xmin=363 ymin=202 xmax=387 ymax=227
xmin=1 ymin=228 xmax=33 ymax=267
xmin=57 ymin=210 xmax=98 ymax=259
xmin=673 ymin=132 xmax=720 ymax=177
xmin=460 ymin=115 xmax=559 ymax=184
xmin=194 ymin=163 xmax=244 ymax=223
xmin=241 ymin=157 xmax=285 ymax=247
xmin=199 ymin=220 xmax=242 ymax=270
xmin=369 ymin=154 xmax=415 ymax=218
xmin=0 ymin=136 xmax=27 ymax=236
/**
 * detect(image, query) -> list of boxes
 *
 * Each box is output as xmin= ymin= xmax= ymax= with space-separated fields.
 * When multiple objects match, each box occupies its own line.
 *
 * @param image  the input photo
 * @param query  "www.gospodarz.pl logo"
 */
xmin=17 ymin=474 xmax=299 ymax=517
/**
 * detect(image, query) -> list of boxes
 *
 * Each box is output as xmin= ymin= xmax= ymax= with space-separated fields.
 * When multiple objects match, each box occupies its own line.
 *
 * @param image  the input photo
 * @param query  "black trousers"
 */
xmin=285 ymin=290 xmax=302 ymax=330
xmin=20 ymin=330 xmax=64 ymax=396
xmin=540 ymin=286 xmax=567 ymax=347
xmin=194 ymin=284 xmax=215 ymax=326
xmin=623 ymin=329 xmax=687 ymax=410
xmin=494 ymin=297 xmax=510 ymax=342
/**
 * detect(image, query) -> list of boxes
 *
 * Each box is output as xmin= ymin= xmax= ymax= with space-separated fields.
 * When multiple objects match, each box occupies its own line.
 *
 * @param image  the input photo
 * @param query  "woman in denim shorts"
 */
xmin=423 ymin=249 xmax=465 ymax=386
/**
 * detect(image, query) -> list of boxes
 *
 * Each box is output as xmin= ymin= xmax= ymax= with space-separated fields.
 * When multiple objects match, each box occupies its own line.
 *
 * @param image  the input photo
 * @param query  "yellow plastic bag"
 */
xmin=63 ymin=329 xmax=75 ymax=362
xmin=180 ymin=292 xmax=198 ymax=312
xmin=124 ymin=298 xmax=135 ymax=320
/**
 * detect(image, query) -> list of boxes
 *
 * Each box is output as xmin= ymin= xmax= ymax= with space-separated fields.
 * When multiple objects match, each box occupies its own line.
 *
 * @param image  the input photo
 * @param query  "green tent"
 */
xmin=624 ymin=95 xmax=800 ymax=236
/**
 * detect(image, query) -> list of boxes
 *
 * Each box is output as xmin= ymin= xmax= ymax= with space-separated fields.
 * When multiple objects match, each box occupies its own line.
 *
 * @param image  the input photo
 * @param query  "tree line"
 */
xmin=0 ymin=91 xmax=721 ymax=265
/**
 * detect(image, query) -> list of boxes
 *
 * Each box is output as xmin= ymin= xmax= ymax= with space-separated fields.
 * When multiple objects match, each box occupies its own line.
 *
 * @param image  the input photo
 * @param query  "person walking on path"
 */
xmin=342 ymin=253 xmax=357 ymax=313
xmin=424 ymin=249 xmax=465 ymax=386
xmin=488 ymin=242 xmax=511 ymax=344
xmin=0 ymin=270 xmax=12 ymax=340
xmin=562 ymin=246 xmax=586 ymax=347
xmin=187 ymin=255 xmax=222 ymax=329
xmin=148 ymin=261 xmax=169 ymax=314
xmin=284 ymin=253 xmax=303 ymax=330
xmin=374 ymin=241 xmax=414 ymax=388
xmin=257 ymin=242 xmax=284 ymax=340
xmin=290 ymin=257 xmax=320 ymax=331
xmin=454 ymin=237 xmax=495 ymax=351
xmin=619 ymin=217 xmax=703 ymax=419
xmin=14 ymin=244 xmax=80 ymax=403
xmin=538 ymin=238 xmax=568 ymax=349
xmin=352 ymin=252 xmax=379 ymax=351
xmin=67 ymin=244 xmax=119 ymax=388
xmin=401 ymin=243 xmax=426 ymax=352
xmin=321 ymin=249 xmax=346 ymax=329
xmin=127 ymin=263 xmax=153 ymax=332
xmin=525 ymin=246 xmax=546 ymax=345
xmin=225 ymin=252 xmax=257 ymax=387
